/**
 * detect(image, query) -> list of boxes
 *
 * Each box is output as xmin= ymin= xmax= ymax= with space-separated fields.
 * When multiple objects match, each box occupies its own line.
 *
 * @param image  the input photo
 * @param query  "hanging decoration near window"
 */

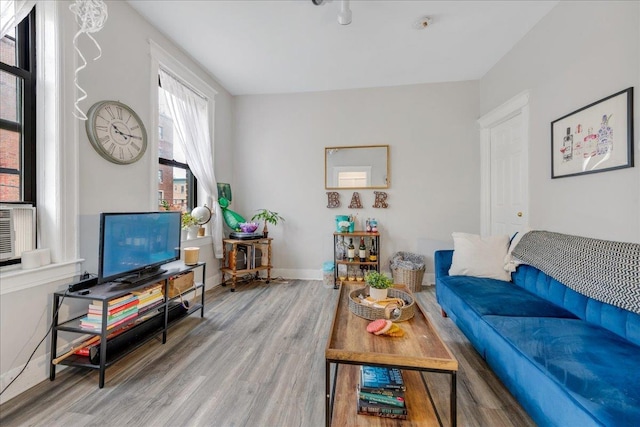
xmin=326 ymin=192 xmax=340 ymax=208
xmin=69 ymin=0 xmax=108 ymax=120
xmin=373 ymin=191 xmax=389 ymax=208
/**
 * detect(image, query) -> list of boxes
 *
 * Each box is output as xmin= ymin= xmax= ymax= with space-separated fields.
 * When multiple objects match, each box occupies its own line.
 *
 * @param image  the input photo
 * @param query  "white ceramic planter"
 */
xmin=369 ymin=287 xmax=388 ymax=301
xmin=187 ymin=225 xmax=200 ymax=239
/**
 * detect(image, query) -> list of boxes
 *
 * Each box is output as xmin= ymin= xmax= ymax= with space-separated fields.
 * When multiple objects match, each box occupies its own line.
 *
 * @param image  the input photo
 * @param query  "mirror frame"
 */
xmin=324 ymin=144 xmax=390 ymax=190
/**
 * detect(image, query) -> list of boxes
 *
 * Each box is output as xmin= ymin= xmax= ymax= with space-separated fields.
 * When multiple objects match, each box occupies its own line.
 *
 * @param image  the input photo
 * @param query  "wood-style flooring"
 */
xmin=0 ymin=280 xmax=535 ymax=427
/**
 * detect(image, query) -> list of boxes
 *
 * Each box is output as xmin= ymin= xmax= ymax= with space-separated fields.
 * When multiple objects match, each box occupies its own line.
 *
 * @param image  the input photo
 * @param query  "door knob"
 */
xmin=517 ymin=212 xmax=523 ymax=217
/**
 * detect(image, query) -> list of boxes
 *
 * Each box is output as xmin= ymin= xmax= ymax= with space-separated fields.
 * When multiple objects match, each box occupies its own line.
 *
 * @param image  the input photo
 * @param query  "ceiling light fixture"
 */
xmin=312 ymin=0 xmax=352 ymax=26
xmin=337 ymin=0 xmax=352 ymax=25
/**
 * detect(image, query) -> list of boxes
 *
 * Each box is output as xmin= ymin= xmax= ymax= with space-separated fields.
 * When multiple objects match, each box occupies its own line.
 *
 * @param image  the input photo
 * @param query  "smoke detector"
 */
xmin=414 ymin=16 xmax=433 ymax=30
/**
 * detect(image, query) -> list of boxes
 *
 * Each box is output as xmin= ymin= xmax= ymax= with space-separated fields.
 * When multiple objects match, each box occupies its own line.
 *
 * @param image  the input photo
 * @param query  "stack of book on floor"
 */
xmin=80 ymin=294 xmax=139 ymax=331
xmin=132 ymin=282 xmax=164 ymax=314
xmin=357 ymin=365 xmax=407 ymax=420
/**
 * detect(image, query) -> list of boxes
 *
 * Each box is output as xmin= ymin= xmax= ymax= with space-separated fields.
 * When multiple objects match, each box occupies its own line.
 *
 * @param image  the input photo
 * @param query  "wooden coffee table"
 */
xmin=325 ymin=284 xmax=458 ymax=426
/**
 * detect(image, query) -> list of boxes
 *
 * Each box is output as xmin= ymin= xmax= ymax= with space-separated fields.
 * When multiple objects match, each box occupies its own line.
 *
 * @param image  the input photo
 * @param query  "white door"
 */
xmin=489 ymin=113 xmax=528 ymax=236
xmin=478 ymin=91 xmax=530 ymax=238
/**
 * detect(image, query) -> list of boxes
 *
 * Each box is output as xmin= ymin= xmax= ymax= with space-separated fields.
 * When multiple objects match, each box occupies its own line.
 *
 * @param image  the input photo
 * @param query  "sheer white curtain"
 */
xmin=0 ymin=0 xmax=36 ymax=38
xmin=159 ymin=68 xmax=223 ymax=259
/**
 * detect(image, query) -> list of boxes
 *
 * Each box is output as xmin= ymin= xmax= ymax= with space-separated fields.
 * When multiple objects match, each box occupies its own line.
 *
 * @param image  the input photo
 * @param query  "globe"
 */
xmin=191 ymin=205 xmax=212 ymax=225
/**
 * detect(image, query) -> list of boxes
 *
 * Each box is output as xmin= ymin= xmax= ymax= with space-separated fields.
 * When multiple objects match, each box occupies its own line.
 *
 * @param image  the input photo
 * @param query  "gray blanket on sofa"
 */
xmin=512 ymin=231 xmax=640 ymax=314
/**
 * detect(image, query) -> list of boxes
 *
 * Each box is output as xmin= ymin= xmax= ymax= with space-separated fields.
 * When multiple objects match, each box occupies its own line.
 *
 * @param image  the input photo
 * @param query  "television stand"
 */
xmin=50 ymin=262 xmax=205 ymax=388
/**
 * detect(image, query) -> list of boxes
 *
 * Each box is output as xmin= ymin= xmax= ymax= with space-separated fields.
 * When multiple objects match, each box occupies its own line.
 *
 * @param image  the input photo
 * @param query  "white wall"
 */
xmin=0 ymin=0 xmax=232 ymax=404
xmin=480 ymin=1 xmax=640 ymax=243
xmin=77 ymin=0 xmax=233 ymax=273
xmin=232 ymin=81 xmax=480 ymax=280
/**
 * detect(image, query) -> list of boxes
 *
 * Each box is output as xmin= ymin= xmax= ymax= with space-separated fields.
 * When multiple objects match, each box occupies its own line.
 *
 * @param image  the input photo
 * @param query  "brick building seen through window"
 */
xmin=0 ymin=31 xmax=21 ymax=202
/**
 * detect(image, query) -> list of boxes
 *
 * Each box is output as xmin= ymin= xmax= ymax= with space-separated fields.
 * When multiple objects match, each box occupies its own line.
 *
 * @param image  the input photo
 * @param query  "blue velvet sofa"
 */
xmin=435 ymin=249 xmax=640 ymax=427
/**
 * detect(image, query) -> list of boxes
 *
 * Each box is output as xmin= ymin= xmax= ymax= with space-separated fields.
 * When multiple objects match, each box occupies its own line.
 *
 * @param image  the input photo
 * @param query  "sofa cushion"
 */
xmin=438 ymin=275 xmax=578 ymax=318
xmin=449 ymin=232 xmax=511 ymax=281
xmin=483 ymin=315 xmax=640 ymax=427
xmin=513 ymin=264 xmax=640 ymax=347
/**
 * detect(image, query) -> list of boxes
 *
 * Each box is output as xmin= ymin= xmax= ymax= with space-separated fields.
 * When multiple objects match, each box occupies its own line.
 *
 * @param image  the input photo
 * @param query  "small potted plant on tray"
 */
xmin=365 ymin=271 xmax=394 ymax=300
xmin=251 ymin=209 xmax=285 ymax=237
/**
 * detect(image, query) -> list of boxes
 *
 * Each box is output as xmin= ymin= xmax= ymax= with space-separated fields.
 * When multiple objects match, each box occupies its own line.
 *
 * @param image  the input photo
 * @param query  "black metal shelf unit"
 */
xmin=49 ymin=262 xmax=206 ymax=388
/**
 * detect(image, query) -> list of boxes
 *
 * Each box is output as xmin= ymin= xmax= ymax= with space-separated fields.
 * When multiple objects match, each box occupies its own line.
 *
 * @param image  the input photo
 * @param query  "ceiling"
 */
xmin=127 ymin=0 xmax=558 ymax=96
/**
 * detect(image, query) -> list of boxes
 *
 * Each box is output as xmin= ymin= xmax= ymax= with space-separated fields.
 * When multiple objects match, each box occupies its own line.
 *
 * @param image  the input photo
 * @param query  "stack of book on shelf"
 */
xmin=80 ymin=294 xmax=139 ymax=331
xmin=132 ymin=282 xmax=164 ymax=314
xmin=357 ymin=365 xmax=407 ymax=420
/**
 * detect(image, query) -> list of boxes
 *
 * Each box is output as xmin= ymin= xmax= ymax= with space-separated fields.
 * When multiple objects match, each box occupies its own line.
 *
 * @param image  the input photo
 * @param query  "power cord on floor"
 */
xmin=254 ymin=276 xmax=289 ymax=283
xmin=219 ymin=274 xmax=289 ymax=287
xmin=0 ymin=290 xmax=68 ymax=397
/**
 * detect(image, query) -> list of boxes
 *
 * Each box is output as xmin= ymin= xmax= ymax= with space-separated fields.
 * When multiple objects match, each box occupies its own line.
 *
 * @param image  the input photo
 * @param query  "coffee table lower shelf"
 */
xmin=326 ymin=362 xmax=456 ymax=427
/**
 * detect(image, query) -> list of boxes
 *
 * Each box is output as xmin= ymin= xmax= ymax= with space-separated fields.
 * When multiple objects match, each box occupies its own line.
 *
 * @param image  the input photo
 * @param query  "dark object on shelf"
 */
xmin=229 ymin=231 xmax=263 ymax=240
xmin=234 ymin=246 xmax=262 ymax=270
xmin=68 ymin=274 xmax=98 ymax=292
xmin=87 ymin=303 xmax=187 ymax=364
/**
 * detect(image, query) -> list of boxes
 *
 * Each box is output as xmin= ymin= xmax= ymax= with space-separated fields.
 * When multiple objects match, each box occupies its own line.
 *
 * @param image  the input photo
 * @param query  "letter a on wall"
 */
xmin=349 ymin=192 xmax=363 ymax=209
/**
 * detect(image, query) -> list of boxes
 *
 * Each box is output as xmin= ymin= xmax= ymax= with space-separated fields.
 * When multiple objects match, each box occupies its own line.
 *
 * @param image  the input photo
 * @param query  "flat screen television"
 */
xmin=98 ymin=211 xmax=181 ymax=284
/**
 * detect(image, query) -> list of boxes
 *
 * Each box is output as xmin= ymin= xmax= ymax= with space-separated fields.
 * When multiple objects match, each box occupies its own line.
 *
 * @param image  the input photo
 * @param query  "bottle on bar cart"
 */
xmin=347 ymin=238 xmax=355 ymax=262
xmin=359 ymin=237 xmax=367 ymax=262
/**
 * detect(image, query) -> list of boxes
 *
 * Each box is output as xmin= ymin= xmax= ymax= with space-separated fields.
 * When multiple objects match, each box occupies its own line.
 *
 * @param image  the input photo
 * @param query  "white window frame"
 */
xmin=0 ymin=2 xmax=82 ymax=294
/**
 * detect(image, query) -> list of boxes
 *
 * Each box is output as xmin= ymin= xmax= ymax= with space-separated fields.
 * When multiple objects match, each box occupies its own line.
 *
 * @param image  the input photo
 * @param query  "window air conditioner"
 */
xmin=0 ymin=205 xmax=36 ymax=261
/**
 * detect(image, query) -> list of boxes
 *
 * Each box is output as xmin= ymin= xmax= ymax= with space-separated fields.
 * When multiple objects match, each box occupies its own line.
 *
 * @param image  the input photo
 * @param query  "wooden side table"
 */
xmin=220 ymin=237 xmax=272 ymax=292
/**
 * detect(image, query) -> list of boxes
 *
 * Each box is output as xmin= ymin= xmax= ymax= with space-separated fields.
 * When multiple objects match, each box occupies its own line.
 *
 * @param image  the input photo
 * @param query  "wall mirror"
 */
xmin=325 ymin=145 xmax=390 ymax=189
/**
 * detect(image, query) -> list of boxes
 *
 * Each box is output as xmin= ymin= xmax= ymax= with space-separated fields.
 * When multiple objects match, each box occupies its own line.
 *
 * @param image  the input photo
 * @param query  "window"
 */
xmin=0 ymin=8 xmax=35 ymax=204
xmin=157 ymin=84 xmax=196 ymax=212
xmin=1 ymin=8 xmax=36 ymax=266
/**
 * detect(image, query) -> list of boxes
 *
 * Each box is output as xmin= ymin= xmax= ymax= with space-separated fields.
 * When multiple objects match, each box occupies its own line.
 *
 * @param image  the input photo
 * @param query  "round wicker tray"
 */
xmin=348 ymin=287 xmax=415 ymax=322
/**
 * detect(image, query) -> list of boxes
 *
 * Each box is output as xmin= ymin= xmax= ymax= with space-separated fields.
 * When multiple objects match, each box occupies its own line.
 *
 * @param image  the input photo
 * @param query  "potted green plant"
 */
xmin=251 ymin=209 xmax=285 ymax=238
xmin=181 ymin=212 xmax=199 ymax=239
xmin=365 ymin=270 xmax=394 ymax=300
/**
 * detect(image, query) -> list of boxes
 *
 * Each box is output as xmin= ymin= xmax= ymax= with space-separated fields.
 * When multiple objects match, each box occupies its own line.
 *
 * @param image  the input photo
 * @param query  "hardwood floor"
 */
xmin=0 ymin=280 xmax=535 ymax=427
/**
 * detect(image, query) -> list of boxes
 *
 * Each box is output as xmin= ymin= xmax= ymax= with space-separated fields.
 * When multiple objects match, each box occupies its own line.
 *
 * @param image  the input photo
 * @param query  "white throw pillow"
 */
xmin=449 ymin=232 xmax=511 ymax=281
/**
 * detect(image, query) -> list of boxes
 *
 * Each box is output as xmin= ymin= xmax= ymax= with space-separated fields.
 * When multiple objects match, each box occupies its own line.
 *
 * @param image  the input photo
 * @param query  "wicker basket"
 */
xmin=391 ymin=266 xmax=425 ymax=293
xmin=348 ymin=287 xmax=415 ymax=322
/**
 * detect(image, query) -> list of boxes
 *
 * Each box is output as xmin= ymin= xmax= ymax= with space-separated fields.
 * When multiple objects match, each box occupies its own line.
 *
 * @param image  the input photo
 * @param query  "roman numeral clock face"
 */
xmin=86 ymin=101 xmax=148 ymax=165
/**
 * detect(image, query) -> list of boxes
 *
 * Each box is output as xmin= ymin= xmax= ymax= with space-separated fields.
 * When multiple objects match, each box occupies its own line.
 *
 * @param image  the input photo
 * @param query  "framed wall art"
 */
xmin=551 ymin=87 xmax=633 ymax=179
